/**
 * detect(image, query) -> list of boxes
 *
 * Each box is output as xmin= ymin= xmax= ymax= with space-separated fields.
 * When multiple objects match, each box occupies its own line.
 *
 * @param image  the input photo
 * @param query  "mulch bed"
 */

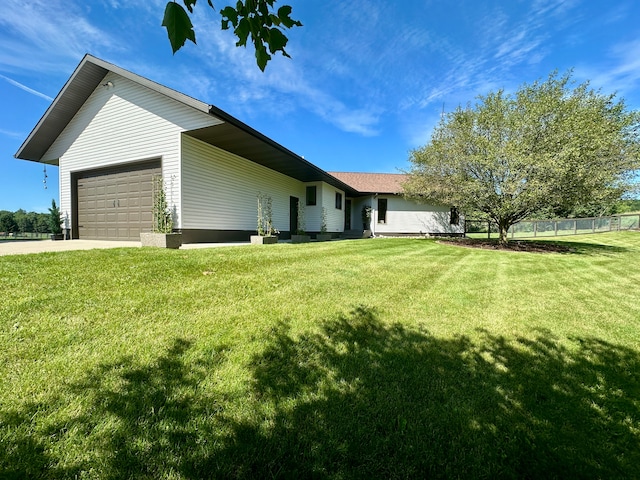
xmin=437 ymin=237 xmax=574 ymax=253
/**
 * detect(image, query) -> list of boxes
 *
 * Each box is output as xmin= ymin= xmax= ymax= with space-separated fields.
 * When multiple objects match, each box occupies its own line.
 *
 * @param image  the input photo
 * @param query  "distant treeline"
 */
xmin=0 ymin=209 xmax=51 ymax=234
xmin=621 ymin=199 xmax=640 ymax=212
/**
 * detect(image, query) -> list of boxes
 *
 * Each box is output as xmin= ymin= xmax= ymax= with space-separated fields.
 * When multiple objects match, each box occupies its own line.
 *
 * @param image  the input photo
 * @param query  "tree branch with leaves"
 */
xmin=162 ymin=0 xmax=302 ymax=71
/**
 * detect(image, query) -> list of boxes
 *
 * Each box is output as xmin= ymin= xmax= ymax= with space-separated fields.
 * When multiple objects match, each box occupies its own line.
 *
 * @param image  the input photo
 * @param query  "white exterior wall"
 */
xmin=320 ymin=182 xmax=344 ymax=233
xmin=371 ymin=195 xmax=464 ymax=235
xmin=181 ymin=135 xmax=305 ymax=232
xmin=351 ymin=196 xmax=373 ymax=230
xmin=303 ymin=182 xmax=322 ymax=232
xmin=43 ymin=72 xmax=220 ymax=229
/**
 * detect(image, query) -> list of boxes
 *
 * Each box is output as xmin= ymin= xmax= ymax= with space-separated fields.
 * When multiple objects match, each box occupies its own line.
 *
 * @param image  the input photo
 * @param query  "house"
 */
xmin=15 ymin=54 xmax=462 ymax=242
xmin=328 ymin=172 xmax=463 ymax=237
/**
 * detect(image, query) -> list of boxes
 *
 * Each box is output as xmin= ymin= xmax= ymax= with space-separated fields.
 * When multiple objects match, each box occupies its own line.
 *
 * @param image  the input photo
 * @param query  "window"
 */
xmin=306 ymin=186 xmax=317 ymax=206
xmin=378 ymin=198 xmax=388 ymax=223
xmin=335 ymin=192 xmax=343 ymax=210
xmin=450 ymin=207 xmax=459 ymax=225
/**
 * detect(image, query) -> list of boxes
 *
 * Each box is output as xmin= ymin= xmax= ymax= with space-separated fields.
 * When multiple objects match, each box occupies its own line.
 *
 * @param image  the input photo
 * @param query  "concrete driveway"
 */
xmin=0 ymin=239 xmax=249 ymax=256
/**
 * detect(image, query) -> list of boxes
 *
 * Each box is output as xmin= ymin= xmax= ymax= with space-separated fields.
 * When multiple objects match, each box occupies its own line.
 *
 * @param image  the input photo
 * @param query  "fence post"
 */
xmin=574 ymin=219 xmax=577 ymax=235
xmin=534 ymin=221 xmax=537 ymax=237
xmin=554 ymin=220 xmax=558 ymax=236
xmin=592 ymin=218 xmax=595 ymax=233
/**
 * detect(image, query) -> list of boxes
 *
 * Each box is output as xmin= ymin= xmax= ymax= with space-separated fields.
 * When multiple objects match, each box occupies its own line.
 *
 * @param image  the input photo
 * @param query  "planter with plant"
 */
xmin=316 ymin=207 xmax=332 ymax=241
xmin=251 ymin=193 xmax=279 ymax=244
xmin=140 ymin=174 xmax=182 ymax=248
xmin=48 ymin=199 xmax=64 ymax=240
xmin=361 ymin=205 xmax=373 ymax=237
xmin=292 ymin=200 xmax=310 ymax=243
xmin=362 ymin=205 xmax=372 ymax=230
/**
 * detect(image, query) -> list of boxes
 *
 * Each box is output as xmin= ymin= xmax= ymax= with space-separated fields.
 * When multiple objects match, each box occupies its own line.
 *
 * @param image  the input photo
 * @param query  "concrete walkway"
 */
xmin=0 ymin=239 xmax=249 ymax=256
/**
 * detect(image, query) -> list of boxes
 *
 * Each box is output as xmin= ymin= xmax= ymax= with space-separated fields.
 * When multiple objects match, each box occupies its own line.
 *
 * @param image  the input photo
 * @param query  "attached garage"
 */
xmin=73 ymin=160 xmax=161 ymax=240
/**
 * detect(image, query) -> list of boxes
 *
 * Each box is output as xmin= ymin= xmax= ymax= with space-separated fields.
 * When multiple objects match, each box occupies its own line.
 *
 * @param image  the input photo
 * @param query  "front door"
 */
xmin=290 ymin=196 xmax=299 ymax=237
xmin=345 ymin=199 xmax=352 ymax=230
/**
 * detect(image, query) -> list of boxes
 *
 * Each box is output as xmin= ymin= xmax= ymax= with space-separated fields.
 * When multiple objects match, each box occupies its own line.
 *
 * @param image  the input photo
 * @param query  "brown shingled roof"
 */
xmin=328 ymin=172 xmax=408 ymax=194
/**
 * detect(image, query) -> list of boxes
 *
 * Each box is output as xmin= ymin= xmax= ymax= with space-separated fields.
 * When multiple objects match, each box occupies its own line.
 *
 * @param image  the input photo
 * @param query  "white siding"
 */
xmin=351 ymin=196 xmax=373 ymax=230
xmin=181 ymin=135 xmax=305 ymax=232
xmin=46 ymin=72 xmax=220 ymax=229
xmin=301 ymin=182 xmax=343 ymax=233
xmin=372 ymin=195 xmax=464 ymax=235
xmin=303 ymin=182 xmax=322 ymax=232
xmin=320 ymin=183 xmax=344 ymax=232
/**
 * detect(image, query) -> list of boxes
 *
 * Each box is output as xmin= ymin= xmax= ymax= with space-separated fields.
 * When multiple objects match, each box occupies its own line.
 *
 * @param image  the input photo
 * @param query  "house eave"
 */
xmin=186 ymin=106 xmax=359 ymax=195
xmin=14 ymin=54 xmax=211 ymax=163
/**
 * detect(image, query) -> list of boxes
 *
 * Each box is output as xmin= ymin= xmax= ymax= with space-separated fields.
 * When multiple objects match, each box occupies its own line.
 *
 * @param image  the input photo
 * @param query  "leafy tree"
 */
xmin=48 ymin=200 xmax=63 ymax=235
xmin=0 ymin=211 xmax=18 ymax=234
xmin=34 ymin=212 xmax=50 ymax=233
xmin=404 ymin=72 xmax=640 ymax=244
xmin=162 ymin=0 xmax=302 ymax=71
xmin=13 ymin=209 xmax=31 ymax=234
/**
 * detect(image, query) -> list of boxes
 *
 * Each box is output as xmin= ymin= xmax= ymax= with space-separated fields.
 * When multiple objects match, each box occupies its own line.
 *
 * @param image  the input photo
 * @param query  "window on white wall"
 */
xmin=306 ymin=186 xmax=317 ymax=206
xmin=378 ymin=198 xmax=388 ymax=223
xmin=335 ymin=192 xmax=343 ymax=209
xmin=450 ymin=207 xmax=459 ymax=225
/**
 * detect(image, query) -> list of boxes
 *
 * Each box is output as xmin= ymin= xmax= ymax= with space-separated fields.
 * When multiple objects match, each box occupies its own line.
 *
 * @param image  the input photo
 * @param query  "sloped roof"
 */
xmin=14 ymin=54 xmax=358 ymax=195
xmin=328 ymin=172 xmax=408 ymax=194
xmin=15 ymin=54 xmax=211 ymax=163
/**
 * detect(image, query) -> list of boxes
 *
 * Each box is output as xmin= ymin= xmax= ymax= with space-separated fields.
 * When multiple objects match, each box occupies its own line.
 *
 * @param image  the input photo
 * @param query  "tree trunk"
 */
xmin=498 ymin=220 xmax=510 ymax=245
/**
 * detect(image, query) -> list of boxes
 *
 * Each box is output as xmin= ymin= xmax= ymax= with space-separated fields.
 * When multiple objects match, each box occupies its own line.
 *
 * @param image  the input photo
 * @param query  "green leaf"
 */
xmin=258 ymin=0 xmax=269 ymax=17
xmin=220 ymin=5 xmax=238 ymax=25
xmin=277 ymin=5 xmax=302 ymax=28
xmin=183 ymin=0 xmax=197 ymax=13
xmin=235 ymin=17 xmax=250 ymax=46
xmin=255 ymin=44 xmax=270 ymax=71
xmin=266 ymin=27 xmax=287 ymax=53
xmin=163 ymin=1 xmax=197 ymax=53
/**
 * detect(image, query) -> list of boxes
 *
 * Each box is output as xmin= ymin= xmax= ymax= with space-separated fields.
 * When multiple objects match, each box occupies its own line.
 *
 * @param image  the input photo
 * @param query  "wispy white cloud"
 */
xmin=0 ymin=128 xmax=23 ymax=139
xmin=0 ymin=0 xmax=119 ymax=73
xmin=575 ymin=38 xmax=640 ymax=97
xmin=0 ymin=74 xmax=53 ymax=101
xmin=169 ymin=5 xmax=385 ymax=137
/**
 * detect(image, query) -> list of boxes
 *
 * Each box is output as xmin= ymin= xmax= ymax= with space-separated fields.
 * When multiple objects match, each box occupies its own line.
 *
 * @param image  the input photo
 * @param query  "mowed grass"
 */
xmin=1 ymin=233 xmax=640 ymax=479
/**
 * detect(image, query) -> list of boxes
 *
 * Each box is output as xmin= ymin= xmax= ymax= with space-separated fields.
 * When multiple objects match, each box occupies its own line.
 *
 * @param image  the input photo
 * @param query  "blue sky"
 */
xmin=2 ymin=0 xmax=640 ymax=212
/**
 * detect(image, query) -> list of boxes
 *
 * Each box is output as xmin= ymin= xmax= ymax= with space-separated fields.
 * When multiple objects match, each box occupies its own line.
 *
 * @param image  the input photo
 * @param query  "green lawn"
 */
xmin=1 ymin=233 xmax=640 ymax=478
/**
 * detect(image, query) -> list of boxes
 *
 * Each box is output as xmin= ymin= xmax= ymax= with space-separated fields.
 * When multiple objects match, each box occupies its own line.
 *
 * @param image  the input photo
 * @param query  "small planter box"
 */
xmin=316 ymin=234 xmax=332 ymax=242
xmin=251 ymin=235 xmax=278 ymax=245
xmin=291 ymin=234 xmax=311 ymax=244
xmin=140 ymin=232 xmax=182 ymax=249
xmin=50 ymin=233 xmax=64 ymax=241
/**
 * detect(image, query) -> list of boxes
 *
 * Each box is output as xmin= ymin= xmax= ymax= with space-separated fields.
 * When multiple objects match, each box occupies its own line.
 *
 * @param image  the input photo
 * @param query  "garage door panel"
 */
xmin=76 ymin=161 xmax=162 ymax=240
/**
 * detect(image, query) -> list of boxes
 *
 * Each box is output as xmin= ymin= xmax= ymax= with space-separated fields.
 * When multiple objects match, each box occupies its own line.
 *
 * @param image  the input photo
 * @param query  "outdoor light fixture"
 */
xmin=102 ymin=81 xmax=114 ymax=88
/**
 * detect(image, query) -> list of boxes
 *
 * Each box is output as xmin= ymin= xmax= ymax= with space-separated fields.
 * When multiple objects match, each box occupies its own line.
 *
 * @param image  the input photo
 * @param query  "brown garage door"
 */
xmin=76 ymin=161 xmax=162 ymax=240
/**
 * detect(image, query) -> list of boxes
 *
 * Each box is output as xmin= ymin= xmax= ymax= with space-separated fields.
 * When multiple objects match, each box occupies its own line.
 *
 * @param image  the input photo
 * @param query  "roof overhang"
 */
xmin=14 ymin=54 xmax=210 ymax=163
xmin=185 ymin=105 xmax=359 ymax=195
xmin=14 ymin=54 xmax=359 ymax=195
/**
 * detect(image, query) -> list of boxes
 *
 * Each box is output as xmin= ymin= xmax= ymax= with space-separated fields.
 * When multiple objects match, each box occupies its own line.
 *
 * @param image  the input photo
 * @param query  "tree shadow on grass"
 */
xmin=2 ymin=310 xmax=639 ymax=478
xmin=212 ymin=306 xmax=640 ymax=478
xmin=0 ymin=338 xmax=230 ymax=479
